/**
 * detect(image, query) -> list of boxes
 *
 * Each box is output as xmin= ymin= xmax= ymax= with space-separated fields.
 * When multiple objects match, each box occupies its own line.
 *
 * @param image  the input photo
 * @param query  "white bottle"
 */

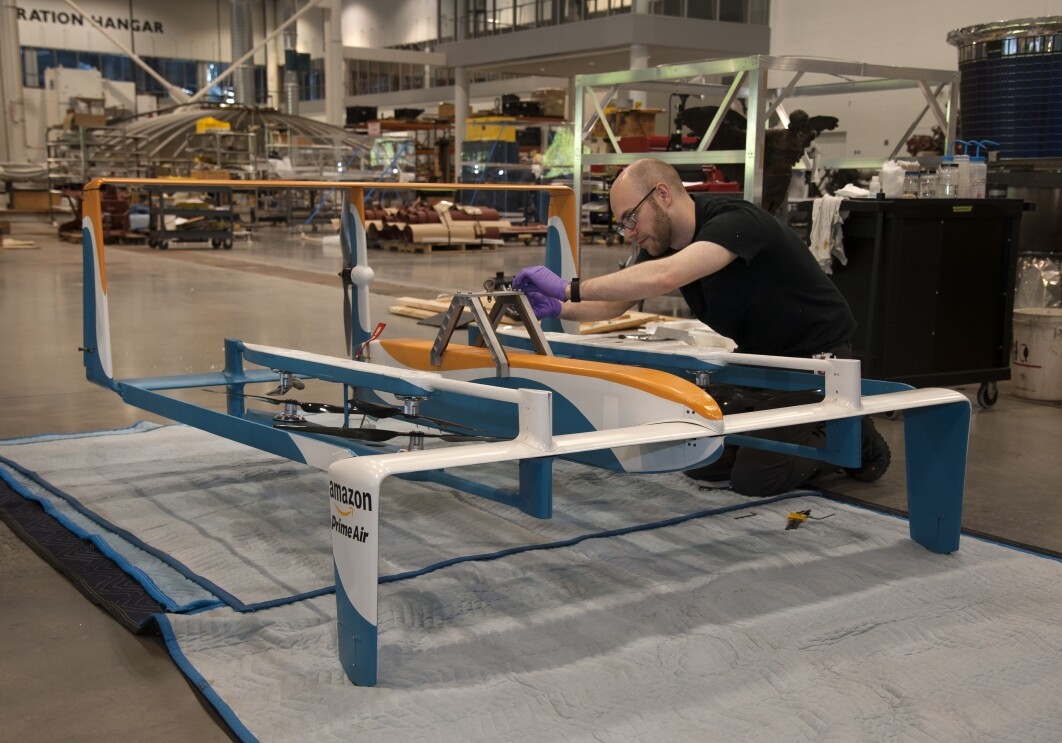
xmin=969 ymin=139 xmax=998 ymax=200
xmin=953 ymin=154 xmax=971 ymax=198
xmin=969 ymin=156 xmax=987 ymax=199
xmin=868 ymin=176 xmax=882 ymax=197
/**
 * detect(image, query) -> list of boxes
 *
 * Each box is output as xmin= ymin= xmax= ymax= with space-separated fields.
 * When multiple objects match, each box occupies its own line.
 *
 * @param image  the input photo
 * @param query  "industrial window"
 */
xmin=20 ymin=46 xmax=264 ymax=100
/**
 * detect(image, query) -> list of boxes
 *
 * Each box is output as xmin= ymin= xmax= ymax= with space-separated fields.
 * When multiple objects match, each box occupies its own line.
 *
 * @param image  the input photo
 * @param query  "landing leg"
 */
xmin=903 ymin=401 xmax=971 ymax=553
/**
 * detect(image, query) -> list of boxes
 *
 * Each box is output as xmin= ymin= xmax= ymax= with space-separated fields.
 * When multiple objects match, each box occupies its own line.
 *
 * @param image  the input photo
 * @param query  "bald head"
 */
xmin=615 ymin=158 xmax=687 ymax=194
xmin=610 ymin=158 xmax=695 ymax=252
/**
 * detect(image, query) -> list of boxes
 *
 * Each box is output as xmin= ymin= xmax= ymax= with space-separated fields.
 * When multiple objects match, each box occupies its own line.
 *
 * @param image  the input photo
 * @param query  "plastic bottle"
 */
xmin=919 ymin=170 xmax=937 ymax=198
xmin=902 ymin=169 xmax=921 ymax=197
xmin=969 ymin=153 xmax=987 ymax=199
xmin=867 ymin=176 xmax=882 ymax=197
xmin=949 ymin=140 xmax=971 ymax=198
xmin=969 ymin=139 xmax=999 ymax=200
xmin=938 ymin=157 xmax=959 ymax=198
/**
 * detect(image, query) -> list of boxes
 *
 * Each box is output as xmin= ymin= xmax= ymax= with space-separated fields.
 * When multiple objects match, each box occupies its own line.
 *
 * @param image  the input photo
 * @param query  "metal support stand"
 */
xmin=430 ymin=291 xmax=553 ymax=376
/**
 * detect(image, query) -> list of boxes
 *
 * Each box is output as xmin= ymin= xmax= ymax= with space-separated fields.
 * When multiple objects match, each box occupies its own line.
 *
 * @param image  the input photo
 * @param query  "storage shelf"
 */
xmin=184 ymin=130 xmax=262 ymax=180
xmin=45 ymin=126 xmax=146 ymax=186
xmin=572 ymin=54 xmax=959 ymax=209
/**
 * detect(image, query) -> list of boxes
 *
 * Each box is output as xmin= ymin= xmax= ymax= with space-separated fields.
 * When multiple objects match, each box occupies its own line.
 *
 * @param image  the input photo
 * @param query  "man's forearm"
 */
xmin=560 ymin=299 xmax=636 ymax=322
xmin=576 ymin=264 xmax=659 ymax=302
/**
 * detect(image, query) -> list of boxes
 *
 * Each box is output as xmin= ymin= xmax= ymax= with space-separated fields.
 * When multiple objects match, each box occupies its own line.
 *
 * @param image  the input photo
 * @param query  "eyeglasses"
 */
xmin=616 ymin=187 xmax=657 ymax=237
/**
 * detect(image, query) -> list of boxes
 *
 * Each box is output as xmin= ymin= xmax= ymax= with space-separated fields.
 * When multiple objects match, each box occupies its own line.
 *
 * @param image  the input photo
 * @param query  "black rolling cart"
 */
xmin=818 ymin=197 xmax=1026 ymax=407
xmin=145 ymin=184 xmax=235 ymax=250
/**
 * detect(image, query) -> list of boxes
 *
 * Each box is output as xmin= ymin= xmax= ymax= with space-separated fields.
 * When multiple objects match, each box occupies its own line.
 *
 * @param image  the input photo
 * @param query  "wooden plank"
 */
xmin=388 ymin=295 xmax=518 ymax=325
xmin=387 ymin=305 xmax=438 ymax=320
xmin=389 ymin=297 xmax=677 ymax=334
xmin=580 ymin=312 xmax=672 ymax=334
xmin=375 ymin=240 xmax=498 ymax=254
xmin=392 ymin=296 xmax=453 ymax=312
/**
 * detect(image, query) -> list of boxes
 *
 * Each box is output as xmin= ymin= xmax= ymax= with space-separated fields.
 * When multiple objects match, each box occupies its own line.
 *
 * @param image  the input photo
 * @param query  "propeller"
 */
xmin=203 ymin=390 xmax=476 ymax=430
xmin=205 ymin=390 xmax=346 ymax=414
xmin=274 ymin=421 xmax=495 ymax=444
xmin=340 ymin=266 xmax=353 ymax=358
xmin=345 ymin=395 xmax=475 ymax=430
xmin=339 ymin=194 xmax=354 ymax=357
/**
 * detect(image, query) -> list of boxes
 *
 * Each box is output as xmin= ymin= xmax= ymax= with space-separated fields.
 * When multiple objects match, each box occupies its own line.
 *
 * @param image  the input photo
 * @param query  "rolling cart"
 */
xmin=145 ymin=184 xmax=235 ymax=250
xmin=819 ymin=197 xmax=1026 ymax=408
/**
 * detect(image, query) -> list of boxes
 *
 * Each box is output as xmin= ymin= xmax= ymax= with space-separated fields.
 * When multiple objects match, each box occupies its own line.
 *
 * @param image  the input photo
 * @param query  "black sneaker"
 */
xmin=844 ymin=417 xmax=891 ymax=483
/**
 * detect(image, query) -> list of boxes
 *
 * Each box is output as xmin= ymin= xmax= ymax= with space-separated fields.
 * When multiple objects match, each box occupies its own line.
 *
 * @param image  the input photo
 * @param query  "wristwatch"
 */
xmin=569 ymin=277 xmax=581 ymax=302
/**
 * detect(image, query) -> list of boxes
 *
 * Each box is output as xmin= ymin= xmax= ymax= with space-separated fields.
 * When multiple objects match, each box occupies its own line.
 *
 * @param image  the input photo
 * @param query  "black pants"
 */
xmin=699 ymin=344 xmax=852 ymax=497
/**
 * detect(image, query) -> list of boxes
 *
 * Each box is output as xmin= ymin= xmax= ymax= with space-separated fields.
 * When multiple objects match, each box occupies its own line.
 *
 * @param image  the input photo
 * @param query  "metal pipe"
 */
xmin=282 ymin=0 xmax=299 ymax=115
xmin=0 ymin=0 xmax=27 ymax=162
xmin=186 ymin=0 xmax=324 ymax=105
xmin=230 ymin=0 xmax=256 ymax=105
xmin=324 ymin=0 xmax=344 ymax=127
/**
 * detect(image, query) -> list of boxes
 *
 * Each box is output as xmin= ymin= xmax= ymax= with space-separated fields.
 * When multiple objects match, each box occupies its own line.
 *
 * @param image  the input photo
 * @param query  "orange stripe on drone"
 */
xmin=379 ymin=338 xmax=723 ymax=421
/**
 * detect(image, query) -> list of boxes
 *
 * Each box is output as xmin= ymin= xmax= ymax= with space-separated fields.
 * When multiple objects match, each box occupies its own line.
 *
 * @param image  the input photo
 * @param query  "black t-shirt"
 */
xmin=636 ymin=194 xmax=856 ymax=357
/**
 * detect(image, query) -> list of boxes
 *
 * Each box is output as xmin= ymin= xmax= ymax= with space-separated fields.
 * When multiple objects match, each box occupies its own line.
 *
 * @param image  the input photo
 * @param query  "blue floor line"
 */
xmin=379 ymin=490 xmax=813 ymax=585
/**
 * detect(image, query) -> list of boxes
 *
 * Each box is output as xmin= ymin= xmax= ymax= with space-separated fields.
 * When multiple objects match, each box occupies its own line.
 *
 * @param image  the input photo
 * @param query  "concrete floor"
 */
xmin=1 ymin=218 xmax=1059 ymax=741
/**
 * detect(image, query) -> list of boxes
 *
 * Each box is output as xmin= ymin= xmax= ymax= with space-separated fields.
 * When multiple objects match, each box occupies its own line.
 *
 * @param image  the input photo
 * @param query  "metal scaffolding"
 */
xmin=572 ymin=54 xmax=959 ymax=207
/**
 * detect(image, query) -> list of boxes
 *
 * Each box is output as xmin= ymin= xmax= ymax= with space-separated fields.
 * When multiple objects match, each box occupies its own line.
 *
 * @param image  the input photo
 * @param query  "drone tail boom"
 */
xmin=81 ymin=190 xmax=117 ymax=391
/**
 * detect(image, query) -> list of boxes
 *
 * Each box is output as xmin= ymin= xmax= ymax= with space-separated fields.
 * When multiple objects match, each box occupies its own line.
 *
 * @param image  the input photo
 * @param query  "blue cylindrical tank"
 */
xmin=948 ymin=17 xmax=1062 ymax=159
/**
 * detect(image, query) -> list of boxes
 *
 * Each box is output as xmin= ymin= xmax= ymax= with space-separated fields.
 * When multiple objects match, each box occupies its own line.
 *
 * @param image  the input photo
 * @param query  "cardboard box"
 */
xmin=73 ymin=113 xmax=108 ymax=128
xmin=531 ymin=89 xmax=566 ymax=118
xmin=64 ymin=97 xmax=108 ymax=129
xmin=10 ymin=191 xmax=61 ymax=210
xmin=590 ymin=108 xmax=663 ymax=139
xmin=190 ymin=169 xmax=230 ymax=180
xmin=438 ymin=102 xmax=472 ymax=120
xmin=613 ymin=109 xmax=661 ymax=137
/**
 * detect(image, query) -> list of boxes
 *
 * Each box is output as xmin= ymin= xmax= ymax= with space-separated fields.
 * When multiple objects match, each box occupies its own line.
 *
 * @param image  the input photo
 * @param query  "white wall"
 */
xmin=769 ymin=1 xmax=1062 ymax=160
xmin=341 ymin=0 xmax=436 ymax=49
xmin=13 ymin=0 xmax=249 ymax=62
xmin=294 ymin=1 xmax=435 ymax=55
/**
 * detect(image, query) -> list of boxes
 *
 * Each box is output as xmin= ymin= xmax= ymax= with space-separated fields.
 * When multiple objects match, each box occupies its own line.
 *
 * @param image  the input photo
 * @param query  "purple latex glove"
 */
xmin=522 ymin=289 xmax=563 ymax=319
xmin=513 ymin=265 xmax=569 ymax=301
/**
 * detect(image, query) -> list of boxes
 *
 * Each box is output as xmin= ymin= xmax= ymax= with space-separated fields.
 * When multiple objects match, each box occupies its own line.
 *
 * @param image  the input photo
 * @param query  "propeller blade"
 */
xmin=339 ymin=191 xmax=357 ymax=358
xmin=203 ymin=390 xmax=347 ymax=415
xmin=347 ymin=398 xmax=403 ymax=418
xmin=298 ymin=400 xmax=348 ymax=415
xmin=275 ymin=422 xmax=496 ymax=443
xmin=342 ymin=282 xmax=353 ymax=357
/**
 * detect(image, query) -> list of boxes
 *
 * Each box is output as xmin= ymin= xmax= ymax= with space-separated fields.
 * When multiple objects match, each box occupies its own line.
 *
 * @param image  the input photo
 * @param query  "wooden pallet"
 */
xmin=387 ymin=295 xmax=675 ymax=334
xmin=375 ymin=240 xmax=499 ymax=254
xmin=388 ymin=296 xmax=516 ymax=323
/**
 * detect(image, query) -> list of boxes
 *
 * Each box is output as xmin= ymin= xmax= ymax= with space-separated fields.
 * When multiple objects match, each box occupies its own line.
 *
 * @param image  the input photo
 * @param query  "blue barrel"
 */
xmin=948 ymin=17 xmax=1062 ymax=159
